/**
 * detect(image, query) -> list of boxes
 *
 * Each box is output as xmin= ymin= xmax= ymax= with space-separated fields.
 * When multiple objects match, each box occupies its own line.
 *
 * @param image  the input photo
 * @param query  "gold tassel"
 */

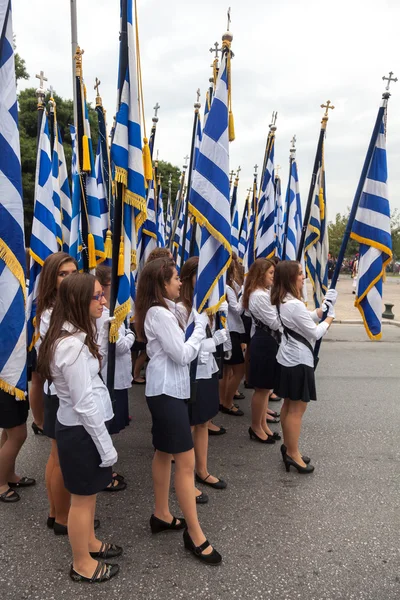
xmin=319 ymin=188 xmax=325 ymax=220
xmin=229 ymin=110 xmax=235 ymax=142
xmin=118 ymin=237 xmax=124 ymax=276
xmin=104 ymin=230 xmax=112 ymax=259
xmin=82 ymin=135 xmax=91 ymax=172
xmin=88 ymin=233 xmax=96 ymax=269
xmin=142 ymin=137 xmax=153 ymax=182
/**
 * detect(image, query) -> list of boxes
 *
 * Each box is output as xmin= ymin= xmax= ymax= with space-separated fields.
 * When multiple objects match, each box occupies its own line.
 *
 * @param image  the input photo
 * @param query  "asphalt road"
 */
xmin=1 ymin=325 xmax=399 ymax=600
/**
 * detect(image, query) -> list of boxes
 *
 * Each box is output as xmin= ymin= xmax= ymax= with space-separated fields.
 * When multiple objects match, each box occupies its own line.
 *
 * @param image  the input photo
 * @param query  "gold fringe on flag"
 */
xmin=142 ymin=137 xmax=152 ymax=182
xmin=82 ymin=135 xmax=91 ymax=171
xmin=88 ymin=233 xmax=96 ymax=269
xmin=104 ymin=230 xmax=112 ymax=259
xmin=117 ymin=237 xmax=125 ymax=276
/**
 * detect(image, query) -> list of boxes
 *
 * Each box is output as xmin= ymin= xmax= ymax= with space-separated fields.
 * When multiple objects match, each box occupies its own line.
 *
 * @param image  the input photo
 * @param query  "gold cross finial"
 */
xmin=321 ymin=100 xmax=335 ymax=118
xmin=236 ymin=165 xmax=241 ymax=179
xmin=229 ymin=169 xmax=235 ymax=184
xmin=382 ymin=71 xmax=398 ymax=91
xmin=209 ymin=41 xmax=222 ymax=59
xmin=94 ymin=78 xmax=102 ymax=106
xmin=74 ymin=46 xmax=84 ymax=77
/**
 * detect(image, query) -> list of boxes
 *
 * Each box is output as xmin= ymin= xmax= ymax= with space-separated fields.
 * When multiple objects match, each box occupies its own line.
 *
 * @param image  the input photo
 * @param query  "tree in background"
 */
xmin=156 ymin=160 xmax=181 ymax=214
xmin=328 ymin=212 xmax=359 ymax=258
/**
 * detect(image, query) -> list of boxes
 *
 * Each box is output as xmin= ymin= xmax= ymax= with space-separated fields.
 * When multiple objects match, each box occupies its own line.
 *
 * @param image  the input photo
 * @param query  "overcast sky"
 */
xmin=13 ymin=0 xmax=400 ymax=220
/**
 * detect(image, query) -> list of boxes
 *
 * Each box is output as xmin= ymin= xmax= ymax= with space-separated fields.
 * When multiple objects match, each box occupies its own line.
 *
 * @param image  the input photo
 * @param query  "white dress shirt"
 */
xmin=145 ymin=299 xmax=206 ymax=399
xmin=248 ymin=289 xmax=280 ymax=337
xmin=226 ymin=285 xmax=245 ymax=334
xmin=39 ymin=308 xmax=57 ymax=396
xmin=276 ymin=295 xmax=329 ymax=369
xmin=97 ymin=307 xmax=135 ymax=390
xmin=175 ymin=303 xmax=219 ymax=380
xmin=50 ymin=322 xmax=116 ymax=467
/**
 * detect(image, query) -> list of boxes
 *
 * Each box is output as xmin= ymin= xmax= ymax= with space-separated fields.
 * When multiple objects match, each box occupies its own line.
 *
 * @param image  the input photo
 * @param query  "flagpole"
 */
xmin=296 ymin=103 xmax=333 ymax=262
xmin=70 ymin=0 xmax=78 ymax=138
xmin=168 ymin=161 xmax=188 ymax=252
xmin=180 ymin=92 xmax=201 ymax=265
xmin=282 ymin=136 xmax=296 ymax=260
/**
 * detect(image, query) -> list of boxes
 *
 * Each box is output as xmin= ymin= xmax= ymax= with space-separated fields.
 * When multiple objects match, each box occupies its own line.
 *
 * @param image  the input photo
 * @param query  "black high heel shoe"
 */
xmin=183 ymin=529 xmax=222 ymax=565
xmin=248 ymin=427 xmax=275 ymax=444
xmin=31 ymin=422 xmax=44 ymax=436
xmin=150 ymin=514 xmax=186 ymax=534
xmin=280 ymin=444 xmax=311 ymax=465
xmin=283 ymin=454 xmax=314 ymax=474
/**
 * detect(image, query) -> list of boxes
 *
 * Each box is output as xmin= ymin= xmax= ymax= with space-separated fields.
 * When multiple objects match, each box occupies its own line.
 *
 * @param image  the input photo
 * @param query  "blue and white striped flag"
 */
xmin=230 ymin=176 xmax=239 ymax=255
xmin=165 ymin=180 xmax=173 ymax=246
xmin=244 ymin=182 xmax=257 ymax=272
xmin=274 ymin=174 xmax=284 ymax=259
xmin=50 ymin=108 xmax=63 ymax=250
xmin=172 ymin=193 xmax=186 ymax=272
xmin=95 ymin=138 xmax=109 ymax=240
xmin=26 ymin=112 xmax=58 ymax=350
xmin=238 ymin=193 xmax=249 ymax=263
xmin=0 ymin=0 xmax=27 ymax=399
xmin=304 ymin=142 xmax=329 ymax=308
xmin=256 ymin=136 xmax=276 ymax=259
xmin=139 ymin=178 xmax=157 ymax=268
xmin=156 ymin=182 xmax=165 ymax=247
xmin=110 ymin=0 xmax=146 ymax=330
xmin=68 ymin=125 xmax=83 ymax=269
xmin=189 ymin=52 xmax=232 ymax=313
xmin=284 ymin=157 xmax=302 ymax=261
xmin=350 ymin=102 xmax=392 ymax=339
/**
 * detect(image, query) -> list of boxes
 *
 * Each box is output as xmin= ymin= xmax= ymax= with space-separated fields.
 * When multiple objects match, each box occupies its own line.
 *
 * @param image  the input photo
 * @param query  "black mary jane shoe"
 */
xmin=233 ymin=392 xmax=245 ymax=400
xmin=195 ymin=491 xmax=209 ymax=504
xmin=150 ymin=514 xmax=186 ymax=534
xmin=269 ymin=394 xmax=282 ymax=403
xmin=283 ymin=454 xmax=315 ymax=474
xmin=112 ymin=472 xmax=125 ymax=483
xmin=195 ymin=473 xmax=227 ymax=490
xmin=248 ymin=427 xmax=275 ymax=444
xmin=219 ymin=404 xmax=244 ymax=417
xmin=208 ymin=425 xmax=227 ymax=436
xmin=0 ymin=488 xmax=20 ymax=503
xmin=31 ymin=422 xmax=44 ymax=436
xmin=280 ymin=444 xmax=311 ymax=465
xmin=266 ymin=415 xmax=280 ymax=424
xmin=69 ymin=561 xmax=119 ymax=583
xmin=268 ymin=431 xmax=281 ymax=441
xmin=268 ymin=410 xmax=280 ymax=418
xmin=8 ymin=477 xmax=36 ymax=488
xmin=183 ymin=529 xmax=222 ymax=565
xmin=103 ymin=479 xmax=127 ymax=492
xmin=54 ymin=519 xmax=100 ymax=536
xmin=89 ymin=542 xmax=123 ymax=559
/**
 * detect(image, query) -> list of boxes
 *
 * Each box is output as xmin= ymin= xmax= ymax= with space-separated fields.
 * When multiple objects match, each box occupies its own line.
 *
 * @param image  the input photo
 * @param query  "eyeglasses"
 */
xmin=92 ymin=291 xmax=106 ymax=302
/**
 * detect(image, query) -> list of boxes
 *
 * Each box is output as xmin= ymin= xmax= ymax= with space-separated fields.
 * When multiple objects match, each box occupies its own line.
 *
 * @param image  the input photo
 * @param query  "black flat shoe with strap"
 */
xmin=0 ymin=488 xmax=20 ymax=503
xmin=69 ymin=561 xmax=119 ymax=583
xmin=208 ymin=425 xmax=227 ymax=436
xmin=195 ymin=473 xmax=227 ymax=490
xmin=195 ymin=491 xmax=209 ymax=504
xmin=54 ymin=519 xmax=100 ymax=536
xmin=248 ymin=427 xmax=275 ymax=444
xmin=103 ymin=479 xmax=127 ymax=492
xmin=183 ymin=529 xmax=222 ymax=565
xmin=8 ymin=477 xmax=36 ymax=488
xmin=219 ymin=405 xmax=244 ymax=417
xmin=89 ymin=542 xmax=123 ymax=559
xmin=150 ymin=514 xmax=186 ymax=534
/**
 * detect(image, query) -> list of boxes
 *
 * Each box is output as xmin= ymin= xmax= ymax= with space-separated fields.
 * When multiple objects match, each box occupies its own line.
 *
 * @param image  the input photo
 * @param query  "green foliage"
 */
xmin=391 ymin=209 xmax=400 ymax=260
xmin=328 ymin=212 xmax=359 ymax=258
xmin=156 ymin=160 xmax=182 ymax=212
xmin=18 ymin=87 xmax=98 ymax=244
xmin=15 ymin=52 xmax=29 ymax=82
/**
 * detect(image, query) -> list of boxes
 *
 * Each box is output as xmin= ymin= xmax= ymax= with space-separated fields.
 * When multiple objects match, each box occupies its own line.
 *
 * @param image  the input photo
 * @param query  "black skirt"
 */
xmin=146 ymin=394 xmax=193 ymax=454
xmin=43 ymin=393 xmax=59 ymax=439
xmin=55 ymin=419 xmax=113 ymax=495
xmin=276 ymin=364 xmax=317 ymax=402
xmin=0 ymin=389 xmax=29 ymax=429
xmin=240 ymin=314 xmax=252 ymax=344
xmin=224 ymin=331 xmax=244 ymax=365
xmin=108 ymin=389 xmax=130 ymax=435
xmin=248 ymin=328 xmax=279 ymax=390
xmin=189 ymin=373 xmax=220 ymax=426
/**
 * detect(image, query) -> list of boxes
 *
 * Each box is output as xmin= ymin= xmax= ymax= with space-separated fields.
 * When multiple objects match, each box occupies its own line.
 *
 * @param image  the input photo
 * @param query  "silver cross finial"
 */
xmin=275 ymin=165 xmax=281 ymax=178
xmin=153 ymin=102 xmax=160 ymax=118
xmin=94 ymin=77 xmax=101 ymax=96
xmin=35 ymin=70 xmax=48 ymax=90
xmin=209 ymin=41 xmax=222 ymax=59
xmin=227 ymin=7 xmax=231 ymax=31
xmin=183 ymin=155 xmax=190 ymax=169
xmin=269 ymin=111 xmax=278 ymax=128
xmin=291 ymin=135 xmax=297 ymax=149
xmin=49 ymin=85 xmax=54 ymax=98
xmin=236 ymin=165 xmax=241 ymax=178
xmin=382 ymin=71 xmax=398 ymax=91
xmin=254 ymin=164 xmax=258 ymax=176
xmin=168 ymin=174 xmax=172 ymax=186
xmin=196 ymin=88 xmax=201 ymax=103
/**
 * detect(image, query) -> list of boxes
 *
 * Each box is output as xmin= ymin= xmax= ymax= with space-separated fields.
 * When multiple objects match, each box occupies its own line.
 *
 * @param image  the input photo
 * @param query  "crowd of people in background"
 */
xmin=0 ymin=248 xmax=339 ymax=583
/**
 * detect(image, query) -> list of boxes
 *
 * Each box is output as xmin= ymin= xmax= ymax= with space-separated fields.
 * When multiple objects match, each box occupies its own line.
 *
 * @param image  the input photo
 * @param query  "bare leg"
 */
xmin=225 ymin=364 xmax=245 ymax=409
xmin=0 ymin=424 xmax=27 ymax=494
xmin=280 ymin=398 xmax=290 ymax=439
xmin=68 ymin=494 xmax=99 ymax=576
xmin=133 ymin=351 xmax=147 ymax=383
xmin=152 ymin=450 xmax=174 ymax=522
xmin=194 ymin=422 xmax=219 ymax=484
xmin=173 ymin=449 xmax=212 ymax=554
xmin=50 ymin=441 xmax=71 ymax=526
xmin=219 ymin=365 xmax=231 ymax=408
xmin=30 ymin=372 xmax=44 ymax=429
xmin=45 ymin=444 xmax=56 ymax=517
xmin=262 ymin=390 xmax=274 ymax=435
xmin=283 ymin=399 xmax=308 ymax=466
xmin=250 ymin=389 xmax=269 ymax=440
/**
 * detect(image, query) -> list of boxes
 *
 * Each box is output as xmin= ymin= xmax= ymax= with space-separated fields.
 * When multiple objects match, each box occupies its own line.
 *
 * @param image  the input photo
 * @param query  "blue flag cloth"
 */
xmin=284 ymin=157 xmax=302 ymax=261
xmin=230 ymin=177 xmax=239 ymax=255
xmin=256 ymin=136 xmax=276 ymax=259
xmin=0 ymin=0 xmax=27 ymax=399
xmin=350 ymin=103 xmax=392 ymax=339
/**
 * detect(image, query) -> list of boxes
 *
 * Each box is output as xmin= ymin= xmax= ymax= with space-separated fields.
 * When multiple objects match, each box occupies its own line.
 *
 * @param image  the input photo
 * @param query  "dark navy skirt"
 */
xmin=0 ymin=389 xmax=29 ymax=429
xmin=189 ymin=373 xmax=220 ymax=426
xmin=43 ymin=393 xmax=59 ymax=439
xmin=276 ymin=364 xmax=317 ymax=402
xmin=249 ymin=329 xmax=279 ymax=390
xmin=146 ymin=394 xmax=194 ymax=454
xmin=224 ymin=332 xmax=244 ymax=365
xmin=55 ymin=419 xmax=113 ymax=495
xmin=109 ymin=388 xmax=130 ymax=434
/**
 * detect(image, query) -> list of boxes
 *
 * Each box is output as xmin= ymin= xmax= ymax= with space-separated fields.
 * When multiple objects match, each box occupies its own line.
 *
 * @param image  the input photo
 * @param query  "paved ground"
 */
xmin=1 ymin=325 xmax=399 ymax=600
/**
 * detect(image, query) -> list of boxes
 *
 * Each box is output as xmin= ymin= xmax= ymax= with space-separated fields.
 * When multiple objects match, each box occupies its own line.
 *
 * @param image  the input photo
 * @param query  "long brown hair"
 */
xmin=242 ymin=258 xmax=275 ymax=310
xmin=37 ymin=273 xmax=101 ymax=381
xmin=179 ymin=257 xmax=199 ymax=316
xmin=270 ymin=260 xmax=301 ymax=306
xmin=36 ymin=252 xmax=78 ymax=325
xmin=135 ymin=258 xmax=176 ymax=342
xmin=95 ymin=264 xmax=112 ymax=286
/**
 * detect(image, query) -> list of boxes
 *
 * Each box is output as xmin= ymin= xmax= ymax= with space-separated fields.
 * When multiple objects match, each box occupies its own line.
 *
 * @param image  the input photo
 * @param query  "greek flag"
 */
xmin=110 ymin=0 xmax=146 ymax=332
xmin=68 ymin=125 xmax=82 ymax=269
xmin=165 ymin=181 xmax=173 ymax=246
xmin=274 ymin=174 xmax=284 ymax=259
xmin=238 ymin=194 xmax=249 ymax=262
xmin=350 ymin=102 xmax=392 ymax=339
xmin=95 ymin=139 xmax=109 ymax=240
xmin=230 ymin=176 xmax=239 ymax=254
xmin=244 ymin=182 xmax=257 ymax=272
xmin=189 ymin=52 xmax=232 ymax=313
xmin=26 ymin=113 xmax=58 ymax=350
xmin=0 ymin=0 xmax=27 ymax=399
xmin=256 ymin=136 xmax=276 ymax=259
xmin=156 ymin=182 xmax=165 ymax=247
xmin=51 ymin=112 xmax=63 ymax=250
xmin=203 ymin=89 xmax=211 ymax=131
xmin=284 ymin=157 xmax=302 ymax=261
xmin=304 ymin=138 xmax=329 ymax=308
xmin=172 ymin=194 xmax=185 ymax=272
xmin=139 ymin=179 xmax=157 ymax=268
